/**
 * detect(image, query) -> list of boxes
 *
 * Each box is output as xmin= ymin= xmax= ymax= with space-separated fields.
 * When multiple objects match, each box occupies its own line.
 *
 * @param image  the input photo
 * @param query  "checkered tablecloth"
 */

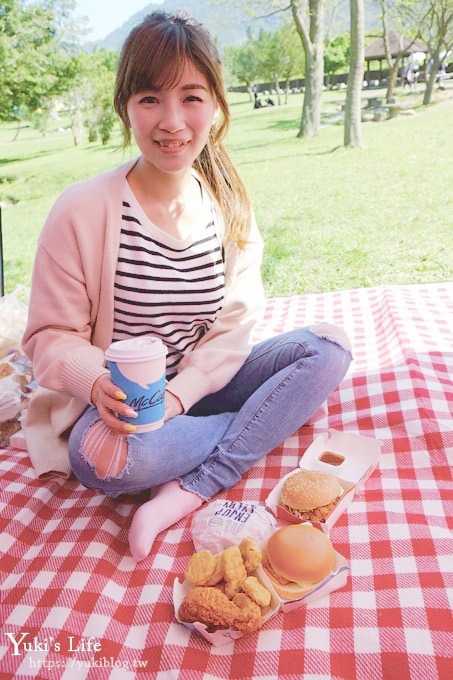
xmin=1 ymin=282 xmax=452 ymax=680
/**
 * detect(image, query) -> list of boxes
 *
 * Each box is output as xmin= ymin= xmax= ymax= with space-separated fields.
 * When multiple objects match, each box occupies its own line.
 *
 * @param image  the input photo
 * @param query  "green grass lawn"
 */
xmin=1 ymin=85 xmax=452 ymax=297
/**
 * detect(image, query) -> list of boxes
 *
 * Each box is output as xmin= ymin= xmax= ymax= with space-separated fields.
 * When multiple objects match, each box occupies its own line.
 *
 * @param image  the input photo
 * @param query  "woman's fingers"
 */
xmin=92 ymin=374 xmax=138 ymax=433
xmin=100 ymin=406 xmax=137 ymax=434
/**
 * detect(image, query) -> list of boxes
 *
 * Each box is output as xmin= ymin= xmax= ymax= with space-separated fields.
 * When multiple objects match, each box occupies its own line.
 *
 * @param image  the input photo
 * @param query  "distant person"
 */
xmin=437 ymin=60 xmax=447 ymax=89
xmin=265 ymin=96 xmax=275 ymax=106
xmin=402 ymin=63 xmax=415 ymax=91
xmin=253 ymin=91 xmax=263 ymax=109
xmin=22 ymin=11 xmax=352 ymax=562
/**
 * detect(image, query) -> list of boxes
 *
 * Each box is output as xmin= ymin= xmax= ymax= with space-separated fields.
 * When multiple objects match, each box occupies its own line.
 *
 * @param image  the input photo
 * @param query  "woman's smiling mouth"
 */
xmin=156 ymin=140 xmax=188 ymax=148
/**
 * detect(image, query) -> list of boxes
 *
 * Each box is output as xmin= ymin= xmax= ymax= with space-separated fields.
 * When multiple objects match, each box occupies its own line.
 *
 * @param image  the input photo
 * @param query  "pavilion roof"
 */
xmin=365 ymin=31 xmax=427 ymax=60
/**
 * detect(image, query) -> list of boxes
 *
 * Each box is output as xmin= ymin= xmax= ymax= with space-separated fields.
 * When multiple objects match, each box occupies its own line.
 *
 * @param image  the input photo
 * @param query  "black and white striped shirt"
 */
xmin=112 ymin=183 xmax=225 ymax=378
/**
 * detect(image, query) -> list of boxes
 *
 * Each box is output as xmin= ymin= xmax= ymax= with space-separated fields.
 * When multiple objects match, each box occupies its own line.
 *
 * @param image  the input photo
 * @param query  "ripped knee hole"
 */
xmin=309 ymin=323 xmax=352 ymax=353
xmin=81 ymin=421 xmax=129 ymax=480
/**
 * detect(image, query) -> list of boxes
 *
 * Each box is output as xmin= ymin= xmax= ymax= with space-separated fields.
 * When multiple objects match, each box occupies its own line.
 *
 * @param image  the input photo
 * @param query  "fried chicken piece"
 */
xmin=241 ymin=576 xmax=272 ymax=608
xmin=205 ymin=554 xmax=223 ymax=586
xmin=239 ymin=537 xmax=262 ymax=573
xmin=179 ymin=587 xmax=240 ymax=628
xmin=231 ymin=592 xmax=263 ymax=632
xmin=232 ymin=592 xmax=254 ymax=608
xmin=186 ymin=550 xmax=217 ymax=586
xmin=222 ymin=545 xmax=247 ymax=598
xmin=0 ymin=362 xmax=14 ymax=379
xmin=282 ymin=497 xmax=340 ymax=523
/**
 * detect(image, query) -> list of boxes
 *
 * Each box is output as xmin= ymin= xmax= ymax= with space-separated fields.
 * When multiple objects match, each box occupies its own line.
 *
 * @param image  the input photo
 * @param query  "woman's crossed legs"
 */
xmin=68 ymin=325 xmax=352 ymax=559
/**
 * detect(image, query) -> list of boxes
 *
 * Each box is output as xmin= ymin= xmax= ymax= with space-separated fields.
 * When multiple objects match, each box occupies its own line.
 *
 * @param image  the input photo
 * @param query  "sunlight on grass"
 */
xmin=228 ymin=90 xmax=453 ymax=296
xmin=1 ymin=87 xmax=452 ymax=296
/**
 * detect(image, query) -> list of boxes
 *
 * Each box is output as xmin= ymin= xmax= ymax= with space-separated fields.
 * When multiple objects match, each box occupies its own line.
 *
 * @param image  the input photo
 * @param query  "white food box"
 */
xmin=173 ymin=530 xmax=349 ymax=646
xmin=265 ymin=429 xmax=381 ymax=532
xmin=8 ymin=429 xmax=27 ymax=451
xmin=0 ymin=393 xmax=21 ymax=422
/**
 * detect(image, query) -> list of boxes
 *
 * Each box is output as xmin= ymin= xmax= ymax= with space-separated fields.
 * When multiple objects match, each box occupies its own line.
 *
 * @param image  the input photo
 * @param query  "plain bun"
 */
xmin=264 ymin=524 xmax=335 ymax=599
xmin=264 ymin=570 xmax=314 ymax=601
xmin=280 ymin=470 xmax=343 ymax=512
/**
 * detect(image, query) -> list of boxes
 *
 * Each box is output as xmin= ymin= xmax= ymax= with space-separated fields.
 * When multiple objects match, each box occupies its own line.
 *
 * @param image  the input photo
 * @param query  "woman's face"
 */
xmin=126 ymin=60 xmax=217 ymax=177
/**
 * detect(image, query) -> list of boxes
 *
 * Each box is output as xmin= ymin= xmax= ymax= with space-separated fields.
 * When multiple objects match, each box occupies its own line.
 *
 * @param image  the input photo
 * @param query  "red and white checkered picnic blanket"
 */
xmin=1 ymin=282 xmax=452 ymax=680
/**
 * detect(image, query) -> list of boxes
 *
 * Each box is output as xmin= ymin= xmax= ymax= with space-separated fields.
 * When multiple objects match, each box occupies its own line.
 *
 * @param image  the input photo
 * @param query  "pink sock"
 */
xmin=128 ymin=480 xmax=203 ymax=561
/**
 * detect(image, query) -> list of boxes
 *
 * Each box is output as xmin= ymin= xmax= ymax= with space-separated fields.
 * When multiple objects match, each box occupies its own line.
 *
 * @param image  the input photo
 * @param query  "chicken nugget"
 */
xmin=186 ymin=550 xmax=217 ymax=586
xmin=241 ymin=575 xmax=272 ymax=608
xmin=179 ymin=586 xmax=240 ymax=629
xmin=239 ymin=537 xmax=262 ymax=573
xmin=222 ymin=545 xmax=247 ymax=598
xmin=205 ymin=554 xmax=223 ymax=586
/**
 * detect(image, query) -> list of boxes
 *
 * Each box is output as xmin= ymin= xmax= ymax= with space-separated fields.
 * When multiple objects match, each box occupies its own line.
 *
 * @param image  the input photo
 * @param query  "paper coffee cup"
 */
xmin=105 ymin=337 xmax=167 ymax=432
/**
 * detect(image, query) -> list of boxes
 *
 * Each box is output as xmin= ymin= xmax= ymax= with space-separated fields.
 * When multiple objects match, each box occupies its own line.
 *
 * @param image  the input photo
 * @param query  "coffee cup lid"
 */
xmin=105 ymin=336 xmax=167 ymax=362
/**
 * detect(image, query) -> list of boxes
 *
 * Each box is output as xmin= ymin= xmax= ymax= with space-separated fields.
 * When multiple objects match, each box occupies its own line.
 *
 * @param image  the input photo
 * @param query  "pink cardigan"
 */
xmin=22 ymin=160 xmax=265 ymax=479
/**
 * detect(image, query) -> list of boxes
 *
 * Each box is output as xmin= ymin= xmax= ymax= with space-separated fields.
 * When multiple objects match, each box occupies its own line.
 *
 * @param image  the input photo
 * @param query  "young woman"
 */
xmin=22 ymin=12 xmax=352 ymax=561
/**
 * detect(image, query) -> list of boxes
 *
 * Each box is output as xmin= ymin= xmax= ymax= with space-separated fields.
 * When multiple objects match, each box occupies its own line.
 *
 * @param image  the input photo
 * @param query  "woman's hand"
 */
xmin=91 ymin=373 xmax=138 ymax=433
xmin=164 ymin=389 xmax=184 ymax=421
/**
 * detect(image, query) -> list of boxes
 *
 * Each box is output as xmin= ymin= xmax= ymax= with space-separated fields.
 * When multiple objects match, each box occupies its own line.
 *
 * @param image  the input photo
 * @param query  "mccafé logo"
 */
xmin=129 ymin=389 xmax=164 ymax=413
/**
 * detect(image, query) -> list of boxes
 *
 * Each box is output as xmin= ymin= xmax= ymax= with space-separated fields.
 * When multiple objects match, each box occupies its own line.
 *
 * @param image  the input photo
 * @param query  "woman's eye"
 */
xmin=185 ymin=95 xmax=203 ymax=102
xmin=139 ymin=96 xmax=158 ymax=104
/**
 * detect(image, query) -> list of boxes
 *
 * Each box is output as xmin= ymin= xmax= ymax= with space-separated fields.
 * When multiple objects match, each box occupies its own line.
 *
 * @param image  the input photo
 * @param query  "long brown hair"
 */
xmin=114 ymin=11 xmax=251 ymax=247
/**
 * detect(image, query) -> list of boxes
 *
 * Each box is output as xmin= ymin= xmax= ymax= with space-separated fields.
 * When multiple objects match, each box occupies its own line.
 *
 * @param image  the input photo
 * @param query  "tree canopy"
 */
xmin=0 ymin=0 xmax=118 ymax=144
xmin=0 ymin=0 xmax=71 ymax=120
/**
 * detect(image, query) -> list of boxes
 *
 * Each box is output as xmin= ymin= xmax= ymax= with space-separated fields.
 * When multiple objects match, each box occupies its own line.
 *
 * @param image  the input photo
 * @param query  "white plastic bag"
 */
xmin=0 ymin=285 xmax=29 ymax=358
xmin=191 ymin=500 xmax=277 ymax=553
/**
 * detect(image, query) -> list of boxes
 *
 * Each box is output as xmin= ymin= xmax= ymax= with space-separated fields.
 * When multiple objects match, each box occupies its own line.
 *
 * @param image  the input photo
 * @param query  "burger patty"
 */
xmin=262 ymin=552 xmax=291 ymax=585
xmin=282 ymin=496 xmax=341 ymax=522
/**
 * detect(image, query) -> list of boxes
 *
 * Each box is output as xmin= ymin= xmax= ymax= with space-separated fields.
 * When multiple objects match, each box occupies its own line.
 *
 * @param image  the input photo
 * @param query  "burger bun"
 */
xmin=263 ymin=524 xmax=336 ymax=600
xmin=280 ymin=469 xmax=343 ymax=521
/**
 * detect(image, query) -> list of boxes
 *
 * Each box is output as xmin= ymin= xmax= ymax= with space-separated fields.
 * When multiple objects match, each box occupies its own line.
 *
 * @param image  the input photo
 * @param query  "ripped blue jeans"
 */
xmin=68 ymin=326 xmax=352 ymax=500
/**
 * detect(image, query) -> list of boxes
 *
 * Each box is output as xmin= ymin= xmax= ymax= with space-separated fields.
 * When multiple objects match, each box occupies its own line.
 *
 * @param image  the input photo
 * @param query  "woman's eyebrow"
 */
xmin=136 ymin=82 xmax=208 ymax=94
xmin=180 ymin=83 xmax=208 ymax=91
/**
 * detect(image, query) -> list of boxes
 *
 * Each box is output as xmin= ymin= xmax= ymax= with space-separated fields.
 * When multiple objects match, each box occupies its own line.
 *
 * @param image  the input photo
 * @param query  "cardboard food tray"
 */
xmin=173 ymin=536 xmax=349 ymax=646
xmin=265 ymin=429 xmax=381 ymax=532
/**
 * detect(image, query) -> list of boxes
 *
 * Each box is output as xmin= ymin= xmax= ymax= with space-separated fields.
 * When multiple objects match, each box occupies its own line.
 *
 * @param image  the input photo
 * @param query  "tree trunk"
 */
xmin=380 ymin=0 xmax=395 ymax=101
xmin=275 ymin=81 xmax=282 ymax=105
xmin=299 ymin=45 xmax=324 ymax=137
xmin=291 ymin=0 xmax=325 ymax=138
xmin=423 ymin=55 xmax=440 ymax=104
xmin=70 ymin=105 xmax=83 ymax=147
xmin=386 ymin=57 xmax=401 ymax=100
xmin=344 ymin=0 xmax=365 ymax=148
xmin=12 ymin=121 xmax=22 ymax=142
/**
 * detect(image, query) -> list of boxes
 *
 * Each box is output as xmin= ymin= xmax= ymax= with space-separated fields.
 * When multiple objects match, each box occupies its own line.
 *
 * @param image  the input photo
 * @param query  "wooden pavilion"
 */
xmin=364 ymin=31 xmax=427 ymax=83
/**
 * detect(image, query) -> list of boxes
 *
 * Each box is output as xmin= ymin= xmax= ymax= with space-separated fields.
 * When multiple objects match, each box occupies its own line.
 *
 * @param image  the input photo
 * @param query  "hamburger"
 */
xmin=262 ymin=524 xmax=336 ymax=600
xmin=279 ymin=469 xmax=343 ymax=522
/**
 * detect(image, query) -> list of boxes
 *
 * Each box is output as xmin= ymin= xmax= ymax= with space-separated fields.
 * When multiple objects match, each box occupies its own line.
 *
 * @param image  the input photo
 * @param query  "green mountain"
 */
xmin=97 ymin=0 xmax=382 ymax=53
xmin=98 ymin=0 xmax=282 ymax=52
